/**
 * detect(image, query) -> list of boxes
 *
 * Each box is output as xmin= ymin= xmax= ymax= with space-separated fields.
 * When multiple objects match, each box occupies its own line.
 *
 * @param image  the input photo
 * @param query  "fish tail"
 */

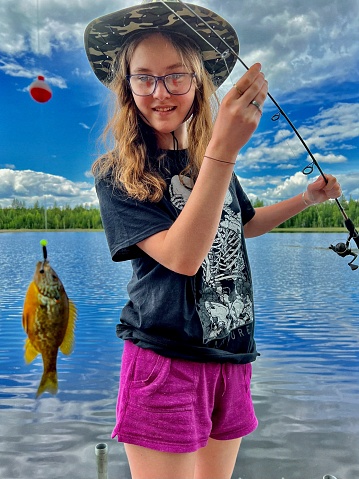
xmin=36 ymin=371 xmax=58 ymax=398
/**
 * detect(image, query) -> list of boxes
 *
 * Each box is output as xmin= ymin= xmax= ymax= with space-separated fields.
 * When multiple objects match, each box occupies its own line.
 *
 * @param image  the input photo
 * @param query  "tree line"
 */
xmin=1 ymin=197 xmax=359 ymax=230
xmin=0 ymin=200 xmax=102 ymax=230
xmin=253 ymin=196 xmax=359 ymax=228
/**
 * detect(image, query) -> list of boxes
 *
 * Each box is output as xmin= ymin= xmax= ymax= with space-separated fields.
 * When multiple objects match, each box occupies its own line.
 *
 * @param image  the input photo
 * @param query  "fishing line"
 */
xmin=159 ymin=0 xmax=359 ymax=268
xmin=36 ymin=0 xmax=40 ymax=55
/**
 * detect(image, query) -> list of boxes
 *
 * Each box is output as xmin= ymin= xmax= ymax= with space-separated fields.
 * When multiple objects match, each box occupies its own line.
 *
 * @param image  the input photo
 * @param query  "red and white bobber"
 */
xmin=29 ymin=75 xmax=52 ymax=103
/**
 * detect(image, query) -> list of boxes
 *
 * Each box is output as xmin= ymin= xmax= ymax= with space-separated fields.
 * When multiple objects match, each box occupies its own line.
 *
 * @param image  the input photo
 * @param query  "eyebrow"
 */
xmin=131 ymin=62 xmax=187 ymax=74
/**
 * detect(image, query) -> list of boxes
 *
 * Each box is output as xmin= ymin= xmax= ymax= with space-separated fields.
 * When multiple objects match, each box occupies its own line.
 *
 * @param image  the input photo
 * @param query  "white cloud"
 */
xmin=238 ymin=102 xmax=356 ymax=172
xmin=268 ymin=171 xmax=311 ymax=200
xmin=338 ymin=174 xmax=359 ymax=200
xmin=238 ymin=1 xmax=358 ymax=95
xmin=0 ymin=0 xmax=358 ymax=97
xmin=239 ymin=169 xmax=359 ymax=205
xmin=312 ymin=152 xmax=347 ymax=165
xmin=0 ymin=169 xmax=97 ymax=208
xmin=0 ymin=58 xmax=67 ymax=88
xmin=233 ymin=100 xmax=358 ymax=202
xmin=0 ymin=0 xmax=134 ymax=56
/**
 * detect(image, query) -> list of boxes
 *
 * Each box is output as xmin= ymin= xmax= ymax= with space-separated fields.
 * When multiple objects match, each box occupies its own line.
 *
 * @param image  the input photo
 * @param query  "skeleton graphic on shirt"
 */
xmin=169 ymin=174 xmax=253 ymax=345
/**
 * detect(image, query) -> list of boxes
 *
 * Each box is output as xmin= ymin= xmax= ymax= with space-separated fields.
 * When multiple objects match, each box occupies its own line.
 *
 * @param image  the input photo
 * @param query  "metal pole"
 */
xmin=95 ymin=443 xmax=108 ymax=479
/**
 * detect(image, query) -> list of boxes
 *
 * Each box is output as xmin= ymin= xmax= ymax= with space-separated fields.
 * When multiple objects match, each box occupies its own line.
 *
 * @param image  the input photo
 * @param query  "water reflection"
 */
xmin=0 ymin=232 xmax=358 ymax=478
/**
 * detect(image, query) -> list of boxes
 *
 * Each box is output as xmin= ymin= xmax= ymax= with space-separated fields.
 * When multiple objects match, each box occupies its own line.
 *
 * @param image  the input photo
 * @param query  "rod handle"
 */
xmin=344 ymin=218 xmax=359 ymax=248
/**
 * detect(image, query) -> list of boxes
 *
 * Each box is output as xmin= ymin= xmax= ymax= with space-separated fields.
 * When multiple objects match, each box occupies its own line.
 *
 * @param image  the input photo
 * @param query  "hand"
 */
xmin=305 ymin=174 xmax=342 ymax=205
xmin=207 ymin=63 xmax=268 ymax=161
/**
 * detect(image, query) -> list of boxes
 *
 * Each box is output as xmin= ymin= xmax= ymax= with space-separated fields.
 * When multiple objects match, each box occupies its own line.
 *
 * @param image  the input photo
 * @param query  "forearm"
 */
xmin=139 ymin=156 xmax=235 ymax=276
xmin=244 ymin=174 xmax=342 ymax=238
xmin=244 ymin=192 xmax=309 ymax=238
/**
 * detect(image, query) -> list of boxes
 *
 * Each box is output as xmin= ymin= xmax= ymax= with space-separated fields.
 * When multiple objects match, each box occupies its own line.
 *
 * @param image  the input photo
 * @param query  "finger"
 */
xmin=249 ymin=99 xmax=263 ymax=115
xmin=323 ymin=175 xmax=338 ymax=190
xmin=308 ymin=175 xmax=330 ymax=192
xmin=326 ymin=183 xmax=342 ymax=198
xmin=243 ymin=73 xmax=267 ymax=103
xmin=250 ymin=80 xmax=268 ymax=113
xmin=315 ymin=175 xmax=341 ymax=198
xmin=232 ymin=63 xmax=264 ymax=99
xmin=311 ymin=176 xmax=326 ymax=188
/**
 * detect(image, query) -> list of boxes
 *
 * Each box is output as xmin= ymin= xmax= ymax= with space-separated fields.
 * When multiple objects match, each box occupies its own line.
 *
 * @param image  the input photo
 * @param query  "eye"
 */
xmin=136 ymin=75 xmax=154 ymax=83
xmin=169 ymin=74 xmax=185 ymax=82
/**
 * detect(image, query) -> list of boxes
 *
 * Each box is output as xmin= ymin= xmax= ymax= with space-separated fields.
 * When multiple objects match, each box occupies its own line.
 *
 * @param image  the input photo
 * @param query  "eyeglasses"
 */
xmin=126 ymin=73 xmax=196 ymax=96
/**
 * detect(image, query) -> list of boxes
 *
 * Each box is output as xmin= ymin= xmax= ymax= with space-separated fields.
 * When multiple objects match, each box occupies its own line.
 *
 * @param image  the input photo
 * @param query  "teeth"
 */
xmin=155 ymin=107 xmax=174 ymax=112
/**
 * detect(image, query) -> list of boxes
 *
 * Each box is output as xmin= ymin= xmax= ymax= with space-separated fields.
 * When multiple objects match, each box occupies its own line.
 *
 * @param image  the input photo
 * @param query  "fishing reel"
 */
xmin=329 ymin=221 xmax=359 ymax=270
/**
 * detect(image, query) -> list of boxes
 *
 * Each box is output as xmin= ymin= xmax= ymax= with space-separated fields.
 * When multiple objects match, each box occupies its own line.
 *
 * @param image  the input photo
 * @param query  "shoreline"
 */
xmin=0 ymin=227 xmax=347 ymax=234
xmin=0 ymin=228 xmax=104 ymax=233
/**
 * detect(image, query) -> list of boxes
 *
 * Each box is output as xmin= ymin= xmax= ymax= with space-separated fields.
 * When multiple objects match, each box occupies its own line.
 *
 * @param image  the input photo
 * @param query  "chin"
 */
xmin=153 ymin=123 xmax=181 ymax=134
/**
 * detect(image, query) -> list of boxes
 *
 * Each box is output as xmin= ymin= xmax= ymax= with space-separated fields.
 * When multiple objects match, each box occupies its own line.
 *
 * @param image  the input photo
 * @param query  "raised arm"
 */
xmin=244 ymin=174 xmax=342 ymax=238
xmin=137 ymin=63 xmax=268 ymax=275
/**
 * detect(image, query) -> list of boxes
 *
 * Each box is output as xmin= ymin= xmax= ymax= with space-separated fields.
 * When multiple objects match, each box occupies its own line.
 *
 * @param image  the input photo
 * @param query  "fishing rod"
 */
xmin=161 ymin=0 xmax=359 ymax=270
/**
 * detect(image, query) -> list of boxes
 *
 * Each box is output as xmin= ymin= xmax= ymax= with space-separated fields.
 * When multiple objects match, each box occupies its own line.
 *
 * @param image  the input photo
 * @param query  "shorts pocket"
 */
xmin=131 ymin=347 xmax=169 ymax=393
xmin=129 ymin=348 xmax=197 ymax=412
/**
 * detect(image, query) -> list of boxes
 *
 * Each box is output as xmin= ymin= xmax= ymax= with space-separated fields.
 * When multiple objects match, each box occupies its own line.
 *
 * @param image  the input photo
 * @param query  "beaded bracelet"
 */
xmin=204 ymin=155 xmax=235 ymax=165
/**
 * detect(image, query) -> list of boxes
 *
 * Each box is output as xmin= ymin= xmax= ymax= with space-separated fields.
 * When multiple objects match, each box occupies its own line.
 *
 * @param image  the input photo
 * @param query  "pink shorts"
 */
xmin=112 ymin=340 xmax=258 ymax=453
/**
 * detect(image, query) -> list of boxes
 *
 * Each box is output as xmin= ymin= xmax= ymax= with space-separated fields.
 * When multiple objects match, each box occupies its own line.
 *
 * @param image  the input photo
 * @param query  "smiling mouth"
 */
xmin=153 ymin=106 xmax=176 ymax=112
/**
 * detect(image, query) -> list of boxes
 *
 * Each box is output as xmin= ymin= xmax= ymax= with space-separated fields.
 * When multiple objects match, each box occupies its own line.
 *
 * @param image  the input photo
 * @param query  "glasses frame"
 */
xmin=126 ymin=72 xmax=196 ymax=97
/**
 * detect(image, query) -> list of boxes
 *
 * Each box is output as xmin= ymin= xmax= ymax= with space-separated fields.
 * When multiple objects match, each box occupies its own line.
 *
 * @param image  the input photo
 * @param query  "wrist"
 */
xmin=302 ymin=191 xmax=315 ymax=207
xmin=204 ymin=155 xmax=235 ymax=166
xmin=205 ymin=143 xmax=238 ymax=164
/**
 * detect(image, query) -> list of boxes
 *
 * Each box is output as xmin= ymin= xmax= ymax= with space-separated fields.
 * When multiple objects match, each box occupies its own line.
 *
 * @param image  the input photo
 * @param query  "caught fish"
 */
xmin=22 ymin=240 xmax=77 ymax=397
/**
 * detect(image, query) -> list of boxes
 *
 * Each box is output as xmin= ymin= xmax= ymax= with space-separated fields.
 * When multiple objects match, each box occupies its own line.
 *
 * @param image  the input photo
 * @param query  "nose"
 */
xmin=152 ymin=78 xmax=171 ymax=100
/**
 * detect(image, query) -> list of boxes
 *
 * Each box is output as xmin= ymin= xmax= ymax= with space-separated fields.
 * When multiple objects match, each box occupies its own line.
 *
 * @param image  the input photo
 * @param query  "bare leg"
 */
xmin=194 ymin=437 xmax=242 ymax=479
xmin=124 ymin=437 xmax=242 ymax=479
xmin=124 ymin=443 xmax=196 ymax=479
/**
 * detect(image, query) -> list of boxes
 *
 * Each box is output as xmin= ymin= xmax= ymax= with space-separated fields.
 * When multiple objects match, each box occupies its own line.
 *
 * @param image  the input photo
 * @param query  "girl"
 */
xmin=84 ymin=2 xmax=341 ymax=478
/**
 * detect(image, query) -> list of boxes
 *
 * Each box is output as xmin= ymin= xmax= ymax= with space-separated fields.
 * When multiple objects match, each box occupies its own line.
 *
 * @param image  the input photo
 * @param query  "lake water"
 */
xmin=0 ymin=231 xmax=358 ymax=479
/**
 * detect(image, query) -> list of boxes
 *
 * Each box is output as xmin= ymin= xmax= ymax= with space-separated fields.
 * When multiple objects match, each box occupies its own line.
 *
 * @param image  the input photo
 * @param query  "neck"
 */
xmin=156 ymin=125 xmax=188 ymax=150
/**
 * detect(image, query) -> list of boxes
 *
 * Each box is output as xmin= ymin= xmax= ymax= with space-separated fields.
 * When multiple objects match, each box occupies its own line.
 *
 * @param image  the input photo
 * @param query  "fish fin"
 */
xmin=36 ymin=371 xmax=58 ymax=398
xmin=59 ymin=299 xmax=77 ymax=356
xmin=22 ymin=281 xmax=40 ymax=333
xmin=24 ymin=338 xmax=40 ymax=364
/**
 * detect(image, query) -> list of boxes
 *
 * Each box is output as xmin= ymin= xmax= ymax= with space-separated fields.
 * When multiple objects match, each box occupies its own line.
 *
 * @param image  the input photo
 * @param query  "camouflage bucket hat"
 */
xmin=84 ymin=0 xmax=239 ymax=89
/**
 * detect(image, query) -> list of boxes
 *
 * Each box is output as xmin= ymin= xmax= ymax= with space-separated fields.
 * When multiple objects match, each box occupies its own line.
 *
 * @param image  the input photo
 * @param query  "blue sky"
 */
xmin=0 ymin=0 xmax=358 ymax=208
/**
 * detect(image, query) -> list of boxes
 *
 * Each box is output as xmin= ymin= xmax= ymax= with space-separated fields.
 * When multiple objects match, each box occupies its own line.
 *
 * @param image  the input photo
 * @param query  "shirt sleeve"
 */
xmin=233 ymin=174 xmax=255 ymax=225
xmin=95 ymin=177 xmax=175 ymax=262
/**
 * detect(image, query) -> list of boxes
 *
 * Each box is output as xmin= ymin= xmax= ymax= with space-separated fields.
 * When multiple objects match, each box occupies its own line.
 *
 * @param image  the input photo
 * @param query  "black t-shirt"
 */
xmin=95 ymin=150 xmax=259 ymax=363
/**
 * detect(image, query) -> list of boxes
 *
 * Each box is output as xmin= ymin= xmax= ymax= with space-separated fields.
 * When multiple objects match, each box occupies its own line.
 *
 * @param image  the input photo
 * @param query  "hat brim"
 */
xmin=84 ymin=1 xmax=239 ymax=88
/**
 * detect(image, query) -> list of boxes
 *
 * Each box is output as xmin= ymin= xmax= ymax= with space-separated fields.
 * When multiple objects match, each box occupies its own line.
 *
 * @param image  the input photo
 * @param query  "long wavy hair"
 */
xmin=92 ymin=31 xmax=218 ymax=202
